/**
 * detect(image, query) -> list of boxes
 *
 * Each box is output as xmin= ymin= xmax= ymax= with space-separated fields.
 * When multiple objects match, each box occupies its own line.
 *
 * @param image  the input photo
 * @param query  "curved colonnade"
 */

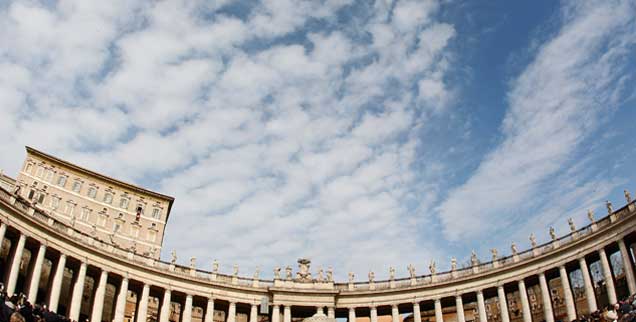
xmin=1 ymin=185 xmax=636 ymax=322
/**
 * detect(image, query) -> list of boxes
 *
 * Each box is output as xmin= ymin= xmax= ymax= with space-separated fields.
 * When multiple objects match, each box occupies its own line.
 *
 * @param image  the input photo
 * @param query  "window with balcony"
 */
xmin=87 ymin=187 xmax=97 ymax=198
xmin=51 ymin=196 xmax=60 ymax=209
xmin=57 ymin=176 xmax=67 ymax=187
xmin=72 ymin=181 xmax=82 ymax=193
xmin=103 ymin=193 xmax=113 ymax=204
xmin=119 ymin=197 xmax=129 ymax=209
xmin=152 ymin=208 xmax=161 ymax=220
xmin=66 ymin=202 xmax=75 ymax=216
xmin=80 ymin=208 xmax=91 ymax=221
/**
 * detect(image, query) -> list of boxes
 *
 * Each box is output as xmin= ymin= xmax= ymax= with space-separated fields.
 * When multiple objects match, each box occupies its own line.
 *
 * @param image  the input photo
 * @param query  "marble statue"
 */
xmin=368 ymin=271 xmax=375 ymax=283
xmin=253 ymin=267 xmax=260 ymax=279
xmin=274 ymin=267 xmax=281 ymax=280
xmin=451 ymin=257 xmax=457 ymax=271
xmin=389 ymin=267 xmax=395 ymax=280
xmin=233 ymin=264 xmax=239 ymax=276
xmin=549 ymin=227 xmax=556 ymax=241
xmin=296 ymin=258 xmax=312 ymax=282
xmin=471 ymin=250 xmax=478 ymax=266
xmin=491 ymin=248 xmax=498 ymax=261
xmin=407 ymin=264 xmax=416 ymax=278
xmin=625 ymin=190 xmax=632 ymax=203
xmin=285 ymin=266 xmax=292 ymax=280
xmin=587 ymin=209 xmax=595 ymax=223
xmin=429 ymin=260 xmax=436 ymax=274
xmin=212 ymin=259 xmax=219 ymax=273
xmin=606 ymin=200 xmax=613 ymax=214
xmin=327 ymin=267 xmax=334 ymax=282
xmin=317 ymin=267 xmax=324 ymax=282
xmin=190 ymin=256 xmax=196 ymax=269
xmin=529 ymin=233 xmax=537 ymax=248
xmin=171 ymin=250 xmax=177 ymax=265
xmin=511 ymin=243 xmax=518 ymax=255
xmin=568 ymin=218 xmax=576 ymax=232
xmin=348 ymin=272 xmax=355 ymax=283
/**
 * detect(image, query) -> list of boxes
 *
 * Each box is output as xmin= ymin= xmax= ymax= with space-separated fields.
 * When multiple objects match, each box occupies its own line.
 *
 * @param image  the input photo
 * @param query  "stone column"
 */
xmin=517 ymin=280 xmax=531 ymax=322
xmin=434 ymin=299 xmax=443 ymax=322
xmin=271 ymin=305 xmax=280 ymax=322
xmin=0 ymin=223 xmax=6 ymax=247
xmin=559 ymin=266 xmax=577 ymax=321
xmin=370 ymin=306 xmax=378 ymax=322
xmin=27 ymin=244 xmax=46 ymax=303
xmin=48 ymin=254 xmax=66 ymax=312
xmin=7 ymin=233 xmax=27 ymax=295
xmin=182 ymin=295 xmax=193 ymax=322
xmin=316 ymin=307 xmax=324 ymax=315
xmin=539 ymin=272 xmax=554 ymax=322
xmin=283 ymin=305 xmax=291 ymax=322
xmin=599 ymin=248 xmax=617 ymax=304
xmin=579 ymin=257 xmax=597 ymax=312
xmin=159 ymin=289 xmax=172 ymax=322
xmin=114 ymin=277 xmax=129 ymax=322
xmin=137 ymin=284 xmax=150 ymax=322
xmin=348 ymin=308 xmax=356 ymax=322
xmin=413 ymin=302 xmax=421 ymax=322
xmin=250 ymin=304 xmax=258 ymax=322
xmin=69 ymin=262 xmax=88 ymax=321
xmin=391 ymin=305 xmax=399 ymax=322
xmin=497 ymin=286 xmax=510 ymax=322
xmin=455 ymin=296 xmax=465 ymax=322
xmin=476 ymin=290 xmax=487 ymax=322
xmin=204 ymin=298 xmax=215 ymax=322
xmin=228 ymin=302 xmax=237 ymax=322
xmin=91 ymin=270 xmax=108 ymax=322
xmin=618 ymin=239 xmax=636 ymax=294
xmin=327 ymin=307 xmax=335 ymax=319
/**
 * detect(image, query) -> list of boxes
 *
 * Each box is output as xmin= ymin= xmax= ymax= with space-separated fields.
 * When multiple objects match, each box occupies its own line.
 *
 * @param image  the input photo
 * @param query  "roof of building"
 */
xmin=0 ymin=170 xmax=16 ymax=185
xmin=25 ymin=146 xmax=175 ymax=219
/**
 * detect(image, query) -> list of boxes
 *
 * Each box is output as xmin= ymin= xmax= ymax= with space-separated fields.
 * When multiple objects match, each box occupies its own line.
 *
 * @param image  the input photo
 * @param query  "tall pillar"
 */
xmin=114 ymin=277 xmax=129 ymax=322
xmin=271 ymin=305 xmax=280 ymax=322
xmin=559 ymin=266 xmax=577 ymax=321
xmin=0 ymin=223 xmax=6 ymax=247
xmin=391 ymin=305 xmax=399 ymax=322
xmin=413 ymin=303 xmax=421 ymax=322
xmin=370 ymin=306 xmax=378 ymax=322
xmin=48 ymin=254 xmax=66 ymax=312
xmin=434 ymin=299 xmax=443 ymax=322
xmin=27 ymin=244 xmax=46 ymax=303
xmin=497 ymin=286 xmax=510 ymax=322
xmin=538 ymin=272 xmax=554 ymax=322
xmin=91 ymin=270 xmax=108 ymax=322
xmin=250 ymin=304 xmax=258 ymax=322
xmin=283 ymin=305 xmax=291 ymax=322
xmin=579 ymin=257 xmax=597 ymax=312
xmin=327 ymin=307 xmax=335 ymax=319
xmin=228 ymin=302 xmax=237 ymax=322
xmin=159 ymin=289 xmax=172 ymax=322
xmin=7 ymin=233 xmax=27 ymax=295
xmin=618 ymin=239 xmax=636 ymax=294
xmin=348 ymin=308 xmax=356 ymax=322
xmin=204 ymin=298 xmax=215 ymax=322
xmin=476 ymin=290 xmax=487 ymax=322
xmin=69 ymin=262 xmax=88 ymax=321
xmin=517 ymin=280 xmax=531 ymax=322
xmin=182 ymin=295 xmax=193 ymax=322
xmin=137 ymin=284 xmax=150 ymax=322
xmin=599 ymin=248 xmax=617 ymax=304
xmin=455 ymin=296 xmax=465 ymax=322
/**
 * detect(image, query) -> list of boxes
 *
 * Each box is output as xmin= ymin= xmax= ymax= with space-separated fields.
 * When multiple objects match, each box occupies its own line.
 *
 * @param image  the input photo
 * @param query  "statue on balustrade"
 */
xmin=587 ymin=209 xmax=595 ymax=223
xmin=606 ymin=200 xmax=613 ymax=214
xmin=491 ymin=248 xmax=498 ymax=261
xmin=317 ymin=267 xmax=324 ymax=282
xmin=529 ymin=233 xmax=537 ymax=248
xmin=368 ymin=271 xmax=375 ymax=283
xmin=429 ymin=260 xmax=436 ymax=275
xmin=407 ymin=264 xmax=416 ymax=278
xmin=212 ymin=259 xmax=219 ymax=273
xmin=625 ymin=190 xmax=632 ymax=203
xmin=295 ymin=258 xmax=312 ymax=282
xmin=285 ymin=266 xmax=292 ymax=280
xmin=549 ymin=227 xmax=556 ymax=241
xmin=233 ymin=264 xmax=239 ymax=277
xmin=254 ymin=267 xmax=260 ymax=279
xmin=171 ymin=250 xmax=177 ymax=265
xmin=471 ymin=251 xmax=478 ymax=266
xmin=348 ymin=272 xmax=355 ymax=283
xmin=274 ymin=267 xmax=281 ymax=280
xmin=190 ymin=256 xmax=196 ymax=269
xmin=511 ymin=243 xmax=518 ymax=256
xmin=450 ymin=257 xmax=457 ymax=271
xmin=389 ymin=267 xmax=395 ymax=280
xmin=327 ymin=267 xmax=333 ymax=282
xmin=568 ymin=218 xmax=576 ymax=232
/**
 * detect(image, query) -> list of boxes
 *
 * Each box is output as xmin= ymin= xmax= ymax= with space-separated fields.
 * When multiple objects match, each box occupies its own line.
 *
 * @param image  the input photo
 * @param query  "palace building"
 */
xmin=0 ymin=147 xmax=635 ymax=322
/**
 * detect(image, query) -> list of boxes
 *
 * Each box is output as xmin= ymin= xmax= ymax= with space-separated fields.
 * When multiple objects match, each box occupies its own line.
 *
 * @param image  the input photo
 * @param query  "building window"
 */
xmin=119 ymin=197 xmax=129 ymax=209
xmin=57 ymin=176 xmax=67 ymax=187
xmin=36 ymin=167 xmax=44 ymax=178
xmin=28 ymin=189 xmax=36 ymax=200
xmin=113 ymin=222 xmax=122 ymax=233
xmin=148 ymin=230 xmax=157 ymax=242
xmin=37 ymin=193 xmax=45 ymax=204
xmin=66 ymin=202 xmax=75 ymax=216
xmin=80 ymin=208 xmax=91 ymax=221
xmin=131 ymin=226 xmax=140 ymax=238
xmin=87 ymin=187 xmax=97 ymax=198
xmin=103 ymin=193 xmax=113 ymax=204
xmin=72 ymin=181 xmax=82 ymax=193
xmin=25 ymin=164 xmax=33 ymax=174
xmin=152 ymin=208 xmax=161 ymax=219
xmin=44 ymin=169 xmax=53 ymax=182
xmin=51 ymin=197 xmax=60 ymax=209
xmin=98 ymin=214 xmax=107 ymax=227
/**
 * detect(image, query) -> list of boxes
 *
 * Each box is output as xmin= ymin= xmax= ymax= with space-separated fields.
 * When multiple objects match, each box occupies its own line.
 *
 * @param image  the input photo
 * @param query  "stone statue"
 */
xmin=317 ymin=267 xmax=324 ymax=282
xmin=190 ymin=256 xmax=196 ymax=269
xmin=471 ymin=250 xmax=478 ymax=266
xmin=451 ymin=257 xmax=457 ymax=271
xmin=274 ymin=267 xmax=281 ymax=280
xmin=348 ymin=272 xmax=355 ymax=283
xmin=625 ymin=190 xmax=632 ymax=203
xmin=327 ymin=267 xmax=333 ymax=282
xmin=233 ymin=264 xmax=239 ymax=277
xmin=511 ymin=243 xmax=518 ymax=255
xmin=285 ymin=265 xmax=292 ymax=280
xmin=606 ymin=200 xmax=613 ymax=214
xmin=389 ymin=267 xmax=395 ymax=280
xmin=429 ymin=260 xmax=436 ymax=274
xmin=587 ymin=209 xmax=595 ymax=223
xmin=253 ymin=267 xmax=260 ymax=279
xmin=368 ymin=271 xmax=375 ymax=283
xmin=407 ymin=264 xmax=416 ymax=278
xmin=296 ymin=258 xmax=312 ymax=281
xmin=491 ymin=248 xmax=498 ymax=261
xmin=212 ymin=259 xmax=219 ymax=273
xmin=529 ymin=233 xmax=537 ymax=248
xmin=549 ymin=227 xmax=556 ymax=241
xmin=171 ymin=250 xmax=177 ymax=265
xmin=568 ymin=218 xmax=576 ymax=232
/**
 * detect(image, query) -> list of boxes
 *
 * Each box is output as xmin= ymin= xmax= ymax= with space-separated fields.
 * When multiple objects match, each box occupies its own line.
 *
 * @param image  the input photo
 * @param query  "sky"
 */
xmin=0 ymin=0 xmax=635 ymax=281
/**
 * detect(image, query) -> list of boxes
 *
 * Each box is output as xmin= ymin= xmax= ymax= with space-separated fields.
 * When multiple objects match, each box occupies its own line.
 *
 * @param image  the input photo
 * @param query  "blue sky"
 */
xmin=0 ymin=0 xmax=635 ymax=280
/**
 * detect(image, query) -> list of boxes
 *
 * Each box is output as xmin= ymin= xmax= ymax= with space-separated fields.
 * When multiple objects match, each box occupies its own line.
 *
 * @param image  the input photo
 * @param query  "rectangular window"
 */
xmin=131 ymin=226 xmax=140 ymax=238
xmin=152 ymin=208 xmax=161 ymax=219
xmin=35 ymin=167 xmax=44 ymax=178
xmin=98 ymin=215 xmax=107 ymax=227
xmin=51 ymin=197 xmax=60 ymax=209
xmin=28 ymin=189 xmax=35 ymax=200
xmin=119 ymin=198 xmax=129 ymax=209
xmin=72 ymin=181 xmax=82 ymax=193
xmin=88 ymin=187 xmax=97 ymax=198
xmin=57 ymin=176 xmax=67 ymax=187
xmin=66 ymin=203 xmax=75 ymax=216
xmin=80 ymin=208 xmax=90 ymax=221
xmin=44 ymin=170 xmax=53 ymax=182
xmin=103 ymin=193 xmax=113 ymax=204
xmin=37 ymin=193 xmax=45 ymax=204
xmin=25 ymin=164 xmax=33 ymax=174
xmin=113 ymin=223 xmax=122 ymax=233
xmin=148 ymin=230 xmax=157 ymax=242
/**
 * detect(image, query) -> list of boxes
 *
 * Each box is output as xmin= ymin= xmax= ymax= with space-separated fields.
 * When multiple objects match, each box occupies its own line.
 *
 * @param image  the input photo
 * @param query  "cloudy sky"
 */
xmin=1 ymin=0 xmax=635 ymax=280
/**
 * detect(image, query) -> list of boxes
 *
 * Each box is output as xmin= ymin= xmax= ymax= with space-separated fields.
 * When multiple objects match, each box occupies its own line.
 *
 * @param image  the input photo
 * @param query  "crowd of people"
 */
xmin=0 ymin=284 xmax=70 ymax=322
xmin=567 ymin=294 xmax=636 ymax=322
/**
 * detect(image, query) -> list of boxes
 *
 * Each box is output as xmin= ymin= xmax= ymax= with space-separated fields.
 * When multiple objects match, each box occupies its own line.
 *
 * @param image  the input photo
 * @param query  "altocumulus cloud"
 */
xmin=0 ymin=0 xmax=634 ymax=278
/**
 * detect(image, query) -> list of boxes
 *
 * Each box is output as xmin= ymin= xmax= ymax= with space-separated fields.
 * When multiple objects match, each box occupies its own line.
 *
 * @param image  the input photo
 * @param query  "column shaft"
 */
xmin=618 ymin=239 xmax=636 ymax=294
xmin=159 ymin=289 xmax=172 ymax=322
xmin=497 ymin=286 xmax=510 ymax=322
xmin=228 ymin=302 xmax=237 ymax=322
xmin=539 ymin=272 xmax=554 ymax=322
xmin=271 ymin=305 xmax=280 ymax=322
xmin=455 ymin=296 xmax=465 ymax=322
xmin=434 ymin=300 xmax=443 ymax=322
xmin=250 ymin=304 xmax=258 ymax=322
xmin=476 ymin=291 xmax=487 ymax=322
xmin=327 ymin=307 xmax=335 ymax=319
xmin=69 ymin=262 xmax=88 ymax=321
xmin=283 ymin=305 xmax=291 ymax=322
xmin=0 ymin=223 xmax=6 ymax=247
xmin=517 ymin=280 xmax=532 ymax=322
xmin=183 ymin=295 xmax=193 ymax=322
xmin=559 ymin=266 xmax=576 ymax=321
xmin=348 ymin=308 xmax=356 ymax=322
xmin=91 ymin=270 xmax=108 ymax=322
xmin=7 ymin=234 xmax=27 ymax=295
xmin=599 ymin=248 xmax=617 ymax=304
xmin=391 ymin=305 xmax=399 ymax=322
xmin=413 ymin=303 xmax=421 ymax=322
xmin=204 ymin=298 xmax=215 ymax=322
xmin=370 ymin=306 xmax=378 ymax=322
xmin=114 ymin=277 xmax=129 ymax=322
xmin=48 ymin=254 xmax=67 ymax=312
xmin=579 ymin=257 xmax=597 ymax=312
xmin=137 ymin=284 xmax=150 ymax=322
xmin=27 ymin=244 xmax=46 ymax=303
